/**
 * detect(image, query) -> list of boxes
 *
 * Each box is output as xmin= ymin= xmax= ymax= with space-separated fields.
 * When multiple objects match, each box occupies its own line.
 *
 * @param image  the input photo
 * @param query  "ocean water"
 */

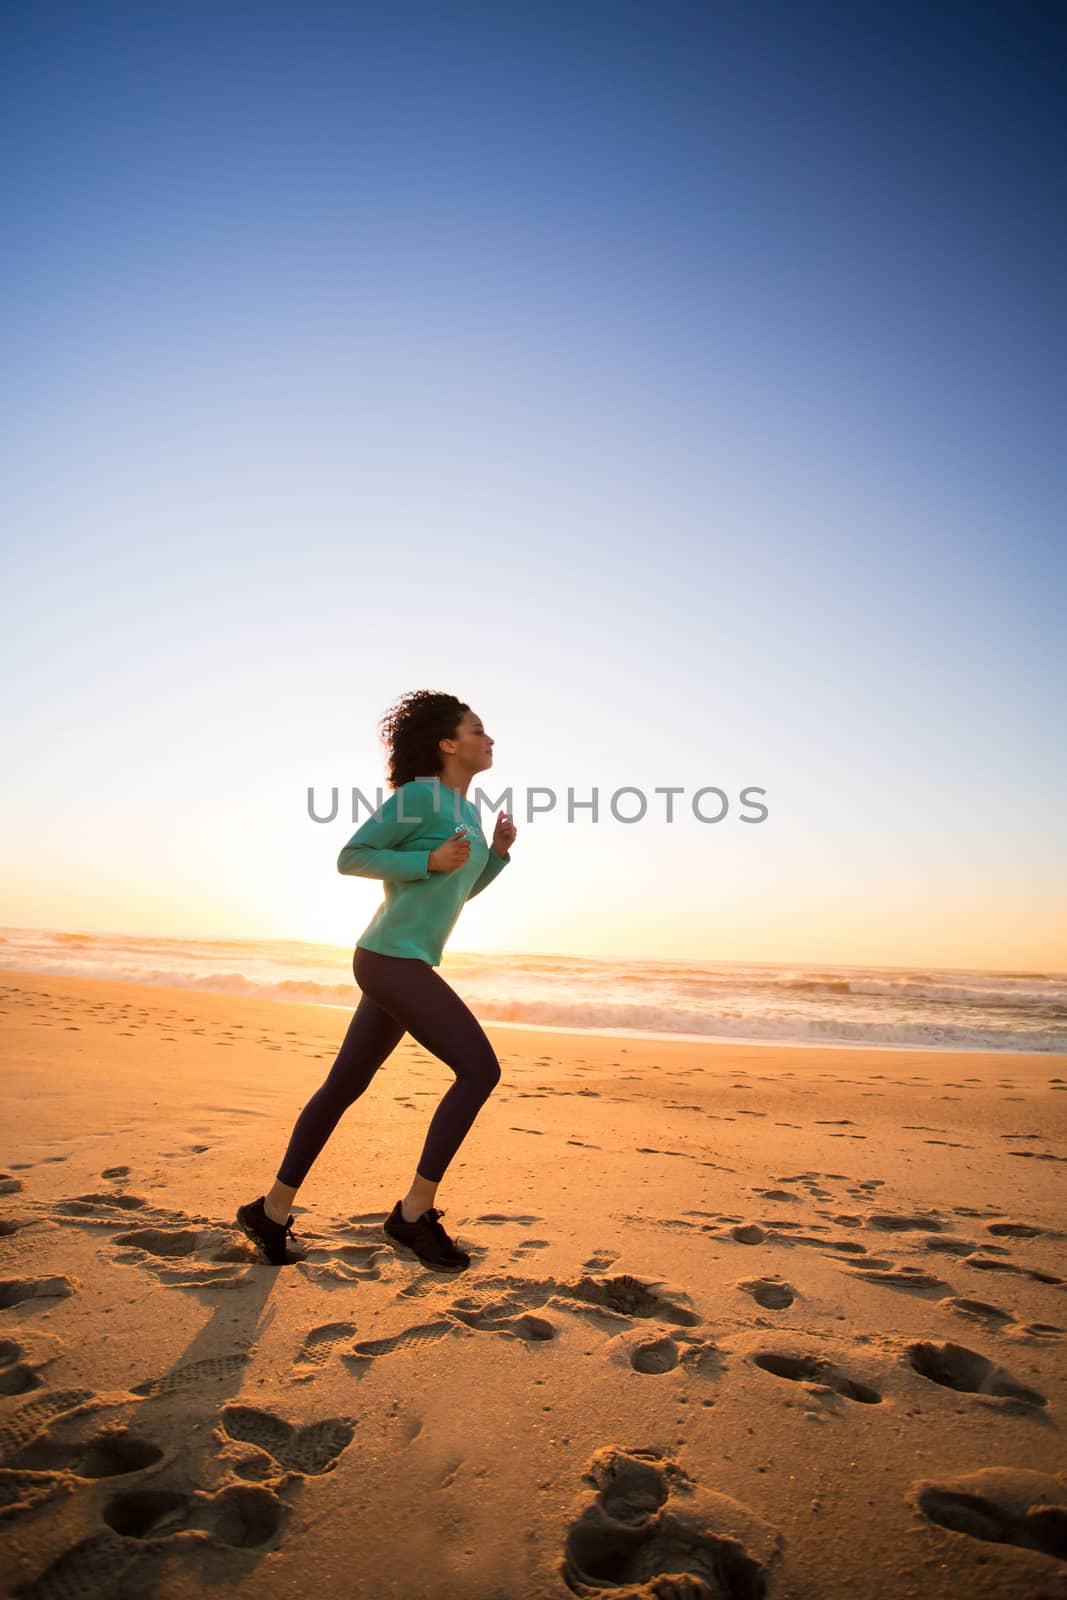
xmin=2 ymin=925 xmax=1065 ymax=1054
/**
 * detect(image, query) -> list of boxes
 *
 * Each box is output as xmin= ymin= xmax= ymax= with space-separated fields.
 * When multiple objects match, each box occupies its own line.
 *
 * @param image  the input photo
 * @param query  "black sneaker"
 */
xmin=383 ymin=1200 xmax=471 ymax=1270
xmin=236 ymin=1195 xmax=303 ymax=1265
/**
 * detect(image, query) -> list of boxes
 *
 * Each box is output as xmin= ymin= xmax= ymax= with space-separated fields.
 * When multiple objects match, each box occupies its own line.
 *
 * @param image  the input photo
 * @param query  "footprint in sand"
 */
xmin=406 ymin=1210 xmax=550 ymax=1267
xmin=941 ymin=1296 xmax=1016 ymax=1329
xmin=0 ymin=1333 xmax=61 ymax=1397
xmin=14 ymin=1482 xmax=288 ymax=1596
xmin=296 ymin=1237 xmax=384 ymax=1286
xmin=51 ymin=1192 xmax=152 ymax=1223
xmin=608 ymin=1326 xmax=724 ymax=1379
xmin=562 ymin=1444 xmax=782 ymax=1595
xmin=556 ymin=1272 xmax=701 ymax=1328
xmin=905 ymin=1340 xmax=1048 ymax=1411
xmin=738 ymin=1277 xmax=796 ymax=1310
xmin=0 ymin=1389 xmax=108 ymax=1465
xmin=510 ymin=1236 xmax=552 ymax=1256
xmin=112 ymin=1224 xmax=257 ymax=1289
xmin=964 ymin=1252 xmax=1063 ymax=1285
xmin=0 ymin=1416 xmax=166 ymax=1523
xmin=130 ymin=1353 xmax=250 ymax=1398
xmin=841 ymin=1264 xmax=950 ymax=1292
xmin=445 ymin=1295 xmax=557 ymax=1342
xmin=0 ymin=1339 xmax=39 ymax=1397
xmin=867 ymin=1212 xmax=946 ymax=1232
xmin=33 ymin=1189 xmax=290 ymax=1284
xmin=114 ymin=1227 xmax=201 ymax=1258
xmin=986 ymin=1220 xmax=1049 ymax=1239
xmin=0 ymin=1276 xmax=76 ymax=1309
xmin=751 ymin=1348 xmax=881 ymax=1404
xmin=913 ymin=1465 xmax=1067 ymax=1563
xmin=344 ymin=1320 xmax=466 ymax=1372
xmin=0 ymin=1464 xmax=79 ymax=1525
xmin=291 ymin=1321 xmax=360 ymax=1381
xmin=923 ymin=1233 xmax=982 ymax=1256
xmin=472 ymin=1211 xmax=542 ymax=1226
xmin=721 ymin=1220 xmax=869 ymax=1268
xmin=217 ymin=1404 xmax=355 ymax=1476
xmin=343 ymin=1269 xmax=704 ymax=1374
xmin=730 ymin=1223 xmax=767 ymax=1244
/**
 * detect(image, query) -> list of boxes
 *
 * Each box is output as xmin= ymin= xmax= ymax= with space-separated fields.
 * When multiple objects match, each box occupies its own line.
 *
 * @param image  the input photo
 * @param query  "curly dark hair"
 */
xmin=378 ymin=689 xmax=470 ymax=790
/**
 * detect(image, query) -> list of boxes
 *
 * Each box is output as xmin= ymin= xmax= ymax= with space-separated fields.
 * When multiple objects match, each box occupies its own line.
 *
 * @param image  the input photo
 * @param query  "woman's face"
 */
xmin=443 ymin=709 xmax=494 ymax=772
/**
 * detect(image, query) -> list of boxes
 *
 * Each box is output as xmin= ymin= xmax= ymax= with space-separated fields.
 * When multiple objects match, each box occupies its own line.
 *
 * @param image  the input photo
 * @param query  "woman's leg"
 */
xmin=353 ymin=948 xmax=501 ymax=1211
xmin=269 ymin=983 xmax=406 ymax=1206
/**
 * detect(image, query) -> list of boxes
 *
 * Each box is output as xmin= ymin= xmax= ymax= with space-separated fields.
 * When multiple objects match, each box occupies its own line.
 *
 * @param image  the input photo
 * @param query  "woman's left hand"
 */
xmin=491 ymin=810 xmax=517 ymax=857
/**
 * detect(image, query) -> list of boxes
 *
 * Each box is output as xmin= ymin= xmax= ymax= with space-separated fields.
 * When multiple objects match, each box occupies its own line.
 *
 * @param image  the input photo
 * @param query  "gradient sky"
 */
xmin=3 ymin=0 xmax=1064 ymax=971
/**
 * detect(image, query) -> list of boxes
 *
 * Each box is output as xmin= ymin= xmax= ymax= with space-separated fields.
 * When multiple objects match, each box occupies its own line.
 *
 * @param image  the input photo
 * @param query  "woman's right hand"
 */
xmin=428 ymin=828 xmax=471 ymax=872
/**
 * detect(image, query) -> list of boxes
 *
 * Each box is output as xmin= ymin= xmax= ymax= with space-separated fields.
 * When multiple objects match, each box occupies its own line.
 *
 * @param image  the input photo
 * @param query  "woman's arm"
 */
xmin=465 ymin=846 xmax=510 ymax=899
xmin=337 ymin=784 xmax=432 ymax=882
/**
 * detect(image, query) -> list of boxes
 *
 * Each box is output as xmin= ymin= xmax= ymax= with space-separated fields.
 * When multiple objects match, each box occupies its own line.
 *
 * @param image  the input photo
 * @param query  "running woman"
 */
xmin=236 ymin=690 xmax=517 ymax=1272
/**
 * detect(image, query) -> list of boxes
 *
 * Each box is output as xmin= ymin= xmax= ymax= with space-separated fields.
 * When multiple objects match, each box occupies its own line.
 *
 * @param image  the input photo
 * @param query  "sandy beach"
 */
xmin=1 ymin=970 xmax=1065 ymax=1599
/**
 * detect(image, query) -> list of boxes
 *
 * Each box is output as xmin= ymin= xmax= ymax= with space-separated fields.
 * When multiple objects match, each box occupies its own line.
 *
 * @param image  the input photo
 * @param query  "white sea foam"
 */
xmin=2 ymin=926 xmax=1064 ymax=1053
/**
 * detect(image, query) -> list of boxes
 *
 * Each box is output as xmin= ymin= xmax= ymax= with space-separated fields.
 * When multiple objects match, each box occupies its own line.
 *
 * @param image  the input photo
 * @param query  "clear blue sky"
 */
xmin=3 ymin=1 xmax=1064 ymax=969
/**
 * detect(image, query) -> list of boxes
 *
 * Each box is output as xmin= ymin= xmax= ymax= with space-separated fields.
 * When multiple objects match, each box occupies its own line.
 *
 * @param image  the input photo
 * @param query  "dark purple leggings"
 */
xmin=275 ymin=945 xmax=501 ymax=1188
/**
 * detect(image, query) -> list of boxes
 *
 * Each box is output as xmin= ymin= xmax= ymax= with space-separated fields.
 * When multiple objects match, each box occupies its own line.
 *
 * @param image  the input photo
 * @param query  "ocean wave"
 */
xmin=467 ymin=995 xmax=1066 ymax=1052
xmin=0 ymin=956 xmax=357 ymax=1009
xmin=845 ymin=979 xmax=1067 ymax=1007
xmin=3 ymin=938 xmax=1065 ymax=1054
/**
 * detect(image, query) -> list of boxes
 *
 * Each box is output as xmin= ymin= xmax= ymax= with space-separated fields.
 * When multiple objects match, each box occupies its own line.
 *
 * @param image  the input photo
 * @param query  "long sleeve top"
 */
xmin=337 ymin=779 xmax=511 ymax=966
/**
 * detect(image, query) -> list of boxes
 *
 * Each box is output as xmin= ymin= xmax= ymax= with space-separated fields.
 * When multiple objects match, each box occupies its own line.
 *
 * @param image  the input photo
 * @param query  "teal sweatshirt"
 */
xmin=337 ymin=779 xmax=511 ymax=967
